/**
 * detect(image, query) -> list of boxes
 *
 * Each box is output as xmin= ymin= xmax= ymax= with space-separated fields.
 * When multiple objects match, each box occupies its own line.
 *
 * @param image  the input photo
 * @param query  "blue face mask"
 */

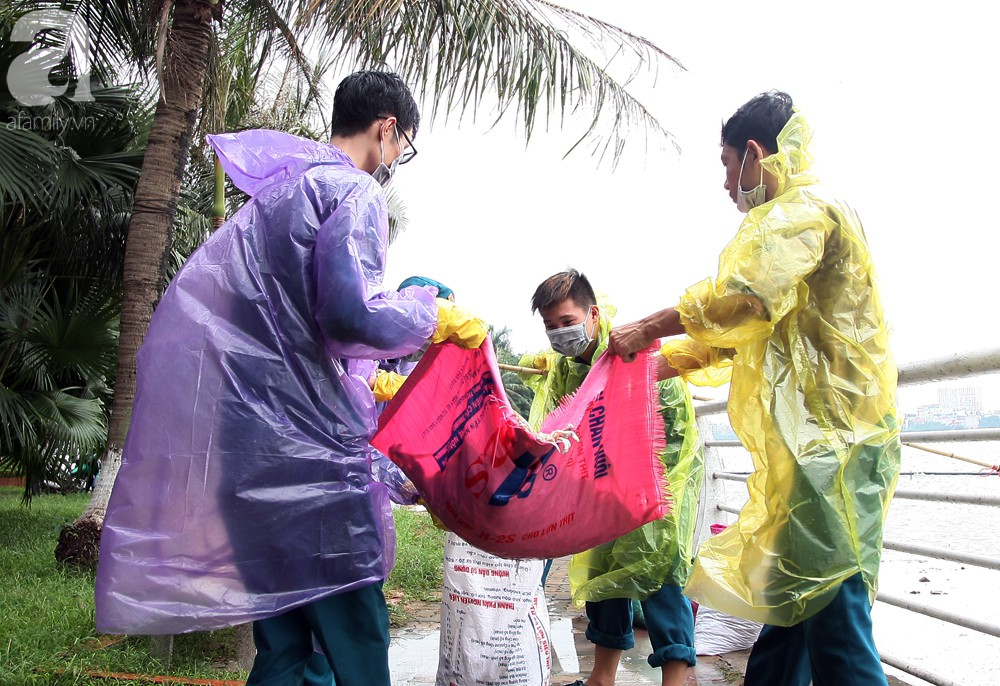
xmin=546 ymin=317 xmax=595 ymax=358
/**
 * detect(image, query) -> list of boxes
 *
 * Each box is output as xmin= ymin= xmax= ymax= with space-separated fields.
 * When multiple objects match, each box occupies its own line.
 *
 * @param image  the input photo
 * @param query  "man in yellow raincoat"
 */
xmin=608 ymin=91 xmax=900 ymax=686
xmin=519 ymin=269 xmax=704 ymax=686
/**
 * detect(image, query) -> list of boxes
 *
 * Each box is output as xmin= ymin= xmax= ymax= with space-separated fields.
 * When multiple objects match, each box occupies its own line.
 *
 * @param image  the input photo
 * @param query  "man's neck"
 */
xmin=575 ymin=334 xmax=603 ymax=364
xmin=329 ymin=135 xmax=369 ymax=172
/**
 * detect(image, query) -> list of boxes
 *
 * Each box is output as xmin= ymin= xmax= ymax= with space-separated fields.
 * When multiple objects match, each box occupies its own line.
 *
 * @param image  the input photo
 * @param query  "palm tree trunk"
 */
xmin=56 ymin=0 xmax=215 ymax=568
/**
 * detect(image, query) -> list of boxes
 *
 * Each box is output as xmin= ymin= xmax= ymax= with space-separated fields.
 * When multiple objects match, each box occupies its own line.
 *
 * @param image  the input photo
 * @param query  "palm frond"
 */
xmin=0 ymin=125 xmax=57 ymax=213
xmin=297 ymin=0 xmax=681 ymax=162
xmin=167 ymin=204 xmax=212 ymax=280
xmin=241 ymin=0 xmax=324 ymax=104
xmin=54 ymin=148 xmax=144 ymax=199
xmin=197 ymin=0 xmax=325 ymax=141
xmin=384 ymin=185 xmax=408 ymax=244
xmin=1 ymin=78 xmax=143 ymax=279
xmin=50 ymin=83 xmax=146 ymax=153
xmin=7 ymin=0 xmax=155 ymax=82
xmin=23 ymin=285 xmax=119 ymax=386
xmin=0 ymin=275 xmax=115 ymax=499
xmin=0 ymin=231 xmax=40 ymax=290
xmin=5 ymin=388 xmax=108 ymax=497
xmin=0 ymin=279 xmax=47 ymax=382
xmin=0 ymin=382 xmax=37 ymax=454
xmin=30 ymin=389 xmax=108 ymax=451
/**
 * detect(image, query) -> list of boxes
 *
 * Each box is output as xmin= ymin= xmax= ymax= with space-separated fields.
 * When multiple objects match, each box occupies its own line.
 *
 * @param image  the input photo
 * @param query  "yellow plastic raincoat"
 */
xmin=519 ymin=303 xmax=704 ymax=603
xmin=678 ymin=112 xmax=900 ymax=626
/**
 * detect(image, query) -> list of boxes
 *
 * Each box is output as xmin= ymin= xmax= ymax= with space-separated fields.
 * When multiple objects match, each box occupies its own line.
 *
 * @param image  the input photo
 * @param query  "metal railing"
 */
xmin=692 ymin=348 xmax=1000 ymax=686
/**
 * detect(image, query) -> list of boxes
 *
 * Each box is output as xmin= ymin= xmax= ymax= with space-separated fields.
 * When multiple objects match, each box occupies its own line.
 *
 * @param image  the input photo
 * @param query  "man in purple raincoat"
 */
xmin=95 ymin=71 xmax=487 ymax=686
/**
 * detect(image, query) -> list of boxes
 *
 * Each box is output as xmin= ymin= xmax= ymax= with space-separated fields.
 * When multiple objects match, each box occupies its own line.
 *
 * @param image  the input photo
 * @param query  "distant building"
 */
xmin=938 ymin=387 xmax=983 ymax=414
xmin=905 ymin=387 xmax=986 ymax=430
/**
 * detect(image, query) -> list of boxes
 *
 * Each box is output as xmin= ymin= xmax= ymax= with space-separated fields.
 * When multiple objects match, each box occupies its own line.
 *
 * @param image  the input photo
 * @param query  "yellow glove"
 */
xmin=372 ymin=370 xmax=407 ymax=402
xmin=529 ymin=355 xmax=549 ymax=372
xmin=430 ymin=298 xmax=487 ymax=349
xmin=660 ymin=338 xmax=734 ymax=387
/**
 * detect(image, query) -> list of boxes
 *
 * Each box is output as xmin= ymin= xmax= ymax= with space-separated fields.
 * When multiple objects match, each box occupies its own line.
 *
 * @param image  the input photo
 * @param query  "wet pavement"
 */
xmin=388 ymin=556 xmax=750 ymax=685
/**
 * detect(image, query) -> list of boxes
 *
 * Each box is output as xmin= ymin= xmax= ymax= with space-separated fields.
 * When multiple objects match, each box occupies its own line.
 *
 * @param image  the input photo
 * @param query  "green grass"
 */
xmin=0 ymin=487 xmax=444 ymax=685
xmin=383 ymin=507 xmax=446 ymax=624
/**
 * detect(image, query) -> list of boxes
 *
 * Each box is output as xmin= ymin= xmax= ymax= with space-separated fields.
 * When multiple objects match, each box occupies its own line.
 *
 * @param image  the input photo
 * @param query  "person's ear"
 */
xmin=745 ymin=139 xmax=765 ymax=167
xmin=379 ymin=117 xmax=396 ymax=142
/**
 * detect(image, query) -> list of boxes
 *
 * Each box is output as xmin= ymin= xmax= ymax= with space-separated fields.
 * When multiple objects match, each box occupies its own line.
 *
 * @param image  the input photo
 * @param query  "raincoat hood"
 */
xmin=207 ymin=129 xmax=354 ymax=196
xmin=759 ymin=110 xmax=819 ymax=198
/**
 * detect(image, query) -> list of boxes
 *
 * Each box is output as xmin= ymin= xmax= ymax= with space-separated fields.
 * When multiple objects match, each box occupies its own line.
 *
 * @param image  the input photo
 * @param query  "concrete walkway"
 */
xmin=388 ymin=555 xmax=915 ymax=685
xmin=389 ymin=556 xmax=749 ymax=685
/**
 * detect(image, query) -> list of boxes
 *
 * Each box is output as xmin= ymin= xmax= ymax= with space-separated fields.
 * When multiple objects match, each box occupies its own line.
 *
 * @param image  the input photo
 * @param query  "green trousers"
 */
xmin=247 ymin=582 xmax=390 ymax=686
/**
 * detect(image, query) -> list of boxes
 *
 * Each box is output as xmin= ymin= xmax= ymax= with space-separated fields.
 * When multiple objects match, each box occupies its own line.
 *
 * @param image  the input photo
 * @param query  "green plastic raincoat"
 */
xmin=519 ymin=303 xmax=704 ymax=603
xmin=678 ymin=112 xmax=900 ymax=626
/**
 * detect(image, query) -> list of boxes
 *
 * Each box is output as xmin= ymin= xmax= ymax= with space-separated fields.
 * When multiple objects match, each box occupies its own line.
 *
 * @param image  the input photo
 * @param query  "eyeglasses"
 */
xmin=377 ymin=115 xmax=417 ymax=165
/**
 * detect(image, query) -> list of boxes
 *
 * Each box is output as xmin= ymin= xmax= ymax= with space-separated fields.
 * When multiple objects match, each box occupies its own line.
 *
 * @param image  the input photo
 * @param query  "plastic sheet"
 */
xmin=372 ymin=339 xmax=668 ymax=559
xmin=679 ymin=112 xmax=901 ymax=626
xmin=694 ymin=605 xmax=762 ymax=656
xmin=96 ymin=130 xmax=438 ymax=634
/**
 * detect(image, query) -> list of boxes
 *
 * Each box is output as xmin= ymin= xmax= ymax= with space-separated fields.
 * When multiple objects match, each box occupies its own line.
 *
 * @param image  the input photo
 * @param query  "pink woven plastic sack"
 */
xmin=372 ymin=340 xmax=668 ymax=559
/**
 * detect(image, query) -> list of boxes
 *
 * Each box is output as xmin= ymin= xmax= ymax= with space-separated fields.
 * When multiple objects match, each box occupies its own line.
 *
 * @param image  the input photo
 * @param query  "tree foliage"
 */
xmin=0 ymin=16 xmax=145 ymax=499
xmin=491 ymin=325 xmax=533 ymax=420
xmin=19 ymin=0 xmax=680 ymax=162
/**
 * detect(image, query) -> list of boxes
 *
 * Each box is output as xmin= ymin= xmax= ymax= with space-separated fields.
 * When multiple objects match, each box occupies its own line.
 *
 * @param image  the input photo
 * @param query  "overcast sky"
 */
xmin=364 ymin=0 xmax=999 ymax=411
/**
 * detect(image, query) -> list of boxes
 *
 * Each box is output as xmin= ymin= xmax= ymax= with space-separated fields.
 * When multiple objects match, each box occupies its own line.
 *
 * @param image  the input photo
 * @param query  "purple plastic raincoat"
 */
xmin=95 ymin=130 xmax=438 ymax=635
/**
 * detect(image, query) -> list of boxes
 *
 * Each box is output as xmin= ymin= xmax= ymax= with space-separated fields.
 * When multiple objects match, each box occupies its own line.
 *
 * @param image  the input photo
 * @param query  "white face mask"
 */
xmin=735 ymin=148 xmax=767 ymax=213
xmin=372 ymin=127 xmax=402 ymax=188
xmin=546 ymin=315 xmax=595 ymax=358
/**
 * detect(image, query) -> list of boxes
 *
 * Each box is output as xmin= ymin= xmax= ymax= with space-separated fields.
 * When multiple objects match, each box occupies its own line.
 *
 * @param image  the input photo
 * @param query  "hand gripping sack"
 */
xmin=372 ymin=340 xmax=668 ymax=559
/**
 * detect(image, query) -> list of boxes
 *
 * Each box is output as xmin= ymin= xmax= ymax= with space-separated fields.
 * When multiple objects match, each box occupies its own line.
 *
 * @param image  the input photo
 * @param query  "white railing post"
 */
xmin=897 ymin=348 xmax=1000 ymax=384
xmin=692 ymin=410 xmax=736 ymax=547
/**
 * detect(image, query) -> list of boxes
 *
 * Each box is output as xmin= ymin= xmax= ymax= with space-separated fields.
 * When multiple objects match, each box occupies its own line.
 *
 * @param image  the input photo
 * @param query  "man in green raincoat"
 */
xmin=608 ymin=91 xmax=900 ymax=686
xmin=519 ymin=269 xmax=704 ymax=686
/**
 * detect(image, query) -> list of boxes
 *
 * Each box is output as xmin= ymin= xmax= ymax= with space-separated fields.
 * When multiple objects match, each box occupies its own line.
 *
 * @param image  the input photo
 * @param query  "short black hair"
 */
xmin=721 ymin=90 xmax=793 ymax=154
xmin=531 ymin=269 xmax=597 ymax=314
xmin=330 ymin=71 xmax=420 ymax=138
